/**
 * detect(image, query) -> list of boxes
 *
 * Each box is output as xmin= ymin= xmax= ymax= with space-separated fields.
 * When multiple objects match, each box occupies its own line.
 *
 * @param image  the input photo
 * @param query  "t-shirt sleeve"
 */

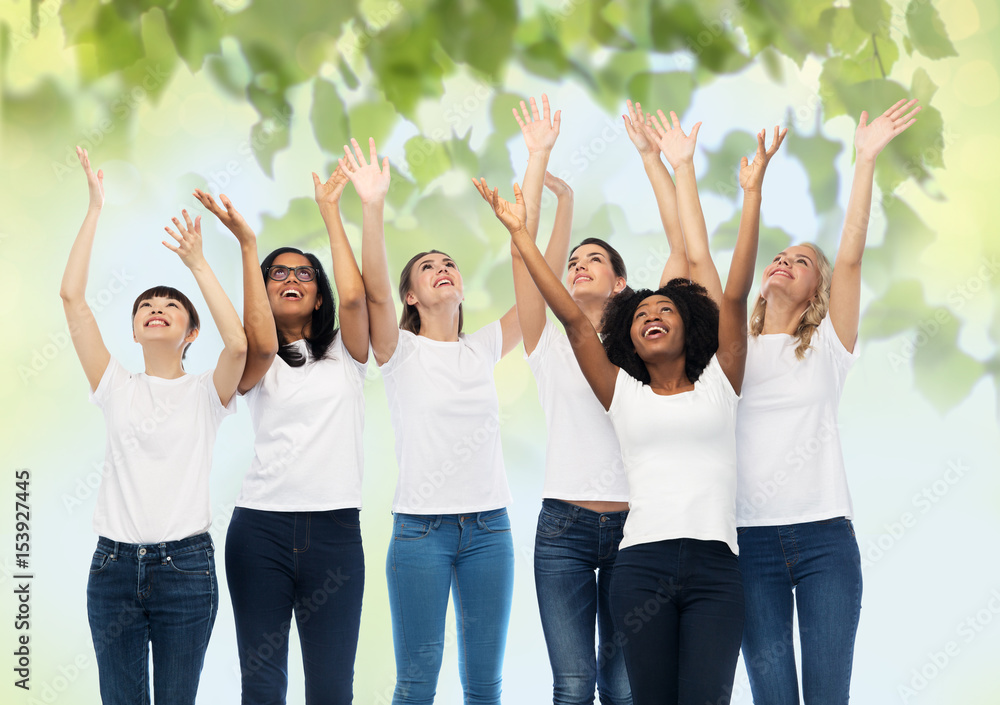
xmin=525 ymin=318 xmax=557 ymax=373
xmin=607 ymin=367 xmax=634 ymax=419
xmin=200 ymin=370 xmax=238 ymax=421
xmin=336 ymin=331 xmax=369 ymax=382
xmin=89 ymin=357 xmax=128 ymax=408
xmin=818 ymin=315 xmax=859 ymax=373
xmin=379 ymin=329 xmax=415 ymax=376
xmin=466 ymin=321 xmax=503 ymax=366
xmin=699 ymin=354 xmax=740 ymax=402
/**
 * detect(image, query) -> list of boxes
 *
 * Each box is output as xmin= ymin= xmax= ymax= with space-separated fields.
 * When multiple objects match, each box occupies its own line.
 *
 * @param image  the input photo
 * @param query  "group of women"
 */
xmin=62 ymin=93 xmax=920 ymax=705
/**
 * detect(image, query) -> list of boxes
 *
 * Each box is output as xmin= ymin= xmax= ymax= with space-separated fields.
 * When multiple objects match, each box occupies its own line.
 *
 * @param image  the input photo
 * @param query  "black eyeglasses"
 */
xmin=266 ymin=265 xmax=316 ymax=282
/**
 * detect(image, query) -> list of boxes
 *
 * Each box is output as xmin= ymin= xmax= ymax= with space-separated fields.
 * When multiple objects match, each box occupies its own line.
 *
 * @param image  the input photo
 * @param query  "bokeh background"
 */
xmin=2 ymin=0 xmax=998 ymax=703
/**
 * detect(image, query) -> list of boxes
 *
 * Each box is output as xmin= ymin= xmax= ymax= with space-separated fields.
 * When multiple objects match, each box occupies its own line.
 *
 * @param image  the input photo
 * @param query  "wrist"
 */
xmin=672 ymin=160 xmax=695 ymax=174
xmin=641 ymin=152 xmax=662 ymax=167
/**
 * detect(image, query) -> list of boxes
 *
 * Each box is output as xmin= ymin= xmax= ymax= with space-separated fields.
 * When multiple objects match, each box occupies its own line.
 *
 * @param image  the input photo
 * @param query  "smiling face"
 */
xmin=566 ymin=244 xmax=626 ymax=302
xmin=404 ymin=252 xmax=464 ymax=308
xmin=132 ymin=295 xmax=198 ymax=352
xmin=629 ymin=294 xmax=685 ymax=362
xmin=761 ymin=245 xmax=822 ymax=305
xmin=266 ymin=252 xmax=322 ymax=322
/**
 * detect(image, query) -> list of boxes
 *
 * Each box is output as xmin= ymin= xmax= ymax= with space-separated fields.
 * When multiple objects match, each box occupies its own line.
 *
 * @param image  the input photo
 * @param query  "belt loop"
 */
xmin=476 ymin=512 xmax=487 ymax=529
xmin=112 ymin=541 xmax=120 ymax=561
xmin=431 ymin=515 xmax=443 ymax=530
xmin=158 ymin=542 xmax=168 ymax=565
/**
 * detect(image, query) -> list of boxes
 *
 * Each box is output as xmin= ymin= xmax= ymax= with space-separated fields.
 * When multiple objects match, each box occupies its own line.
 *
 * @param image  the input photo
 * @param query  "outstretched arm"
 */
xmin=649 ymin=110 xmax=723 ymax=302
xmin=315 ymin=163 xmax=372 ymax=364
xmin=719 ymin=127 xmax=786 ymax=394
xmin=60 ymin=147 xmax=111 ymax=392
xmin=517 ymin=172 xmax=574 ymax=355
xmin=623 ymin=100 xmax=689 ymax=285
xmin=194 ymin=189 xmax=277 ymax=393
xmin=343 ymin=138 xmax=397 ymax=367
xmin=831 ymin=98 xmax=920 ymax=352
xmin=475 ymin=179 xmax=619 ymax=409
xmin=163 ymin=211 xmax=247 ymax=406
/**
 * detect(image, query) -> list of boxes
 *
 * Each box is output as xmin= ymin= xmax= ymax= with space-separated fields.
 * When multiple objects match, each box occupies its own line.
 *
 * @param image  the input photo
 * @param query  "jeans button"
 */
xmin=139 ymin=548 xmax=146 ymax=556
xmin=600 ymin=516 xmax=607 ymax=523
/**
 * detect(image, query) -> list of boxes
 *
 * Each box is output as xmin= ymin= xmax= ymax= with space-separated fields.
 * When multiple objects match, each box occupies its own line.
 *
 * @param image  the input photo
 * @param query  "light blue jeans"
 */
xmin=737 ymin=517 xmax=863 ymax=705
xmin=386 ymin=509 xmax=514 ymax=705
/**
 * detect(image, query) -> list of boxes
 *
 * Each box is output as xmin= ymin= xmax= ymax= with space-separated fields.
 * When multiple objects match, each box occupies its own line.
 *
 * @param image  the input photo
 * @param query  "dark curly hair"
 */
xmin=261 ymin=247 xmax=338 ymax=367
xmin=600 ymin=278 xmax=719 ymax=385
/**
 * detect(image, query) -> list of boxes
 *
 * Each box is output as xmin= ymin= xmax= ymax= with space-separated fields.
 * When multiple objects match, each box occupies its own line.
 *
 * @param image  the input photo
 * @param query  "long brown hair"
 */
xmin=749 ymin=243 xmax=832 ymax=360
xmin=397 ymin=250 xmax=464 ymax=335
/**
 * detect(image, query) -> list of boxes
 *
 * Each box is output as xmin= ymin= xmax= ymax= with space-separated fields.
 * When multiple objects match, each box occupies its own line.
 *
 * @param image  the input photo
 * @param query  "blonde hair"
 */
xmin=749 ymin=243 xmax=832 ymax=360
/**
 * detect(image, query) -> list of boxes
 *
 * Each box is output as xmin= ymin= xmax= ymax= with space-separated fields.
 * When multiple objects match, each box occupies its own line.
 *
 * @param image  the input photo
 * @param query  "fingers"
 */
xmin=741 ymin=156 xmax=749 ymax=169
xmin=771 ymin=126 xmax=788 ymax=153
xmin=552 ymin=109 xmax=561 ymax=133
xmin=689 ymin=121 xmax=702 ymax=141
xmin=512 ymin=182 xmax=524 ymax=204
xmin=669 ymin=111 xmax=681 ymax=130
xmin=472 ymin=177 xmax=491 ymax=203
xmin=163 ymin=225 xmax=183 ymax=243
xmin=626 ymin=98 xmax=637 ymax=123
xmin=756 ymin=129 xmax=767 ymax=155
xmin=897 ymin=104 xmax=922 ymax=126
xmin=181 ymin=209 xmax=194 ymax=231
xmin=648 ymin=112 xmax=666 ymax=137
xmin=368 ymin=137 xmax=378 ymax=164
xmin=518 ymin=100 xmax=531 ymax=126
xmin=312 ymin=172 xmax=322 ymax=187
xmin=161 ymin=240 xmax=180 ymax=253
xmin=382 ymin=157 xmax=391 ymax=178
xmin=656 ymin=110 xmax=670 ymax=132
xmin=512 ymin=106 xmax=526 ymax=129
xmin=342 ymin=142 xmax=360 ymax=171
xmin=530 ymin=96 xmax=540 ymax=121
xmin=882 ymin=98 xmax=910 ymax=118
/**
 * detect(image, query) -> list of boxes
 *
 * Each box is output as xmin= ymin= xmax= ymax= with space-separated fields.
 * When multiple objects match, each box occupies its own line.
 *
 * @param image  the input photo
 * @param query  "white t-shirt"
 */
xmin=89 ymin=358 xmax=236 ymax=544
xmin=237 ymin=334 xmax=367 ymax=511
xmin=608 ymin=356 xmax=740 ymax=554
xmin=526 ymin=320 xmax=629 ymax=502
xmin=381 ymin=323 xmax=511 ymax=514
xmin=735 ymin=315 xmax=858 ymax=526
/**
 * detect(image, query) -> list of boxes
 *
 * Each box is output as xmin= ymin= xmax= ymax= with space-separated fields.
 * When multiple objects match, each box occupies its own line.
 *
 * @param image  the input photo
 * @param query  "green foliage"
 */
xmin=786 ymin=127 xmax=843 ymax=214
xmin=700 ymin=130 xmax=756 ymax=201
xmin=905 ymin=0 xmax=958 ymax=59
xmin=311 ymin=78 xmax=350 ymax=155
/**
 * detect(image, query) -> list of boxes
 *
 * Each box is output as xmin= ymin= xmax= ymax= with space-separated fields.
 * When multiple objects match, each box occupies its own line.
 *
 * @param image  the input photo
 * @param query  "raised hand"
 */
xmin=193 ymin=189 xmax=254 ymax=245
xmin=339 ymin=137 xmax=391 ymax=204
xmin=76 ymin=146 xmax=104 ymax=211
xmin=648 ymin=110 xmax=702 ymax=169
xmin=473 ymin=177 xmax=527 ymax=235
xmin=513 ymin=94 xmax=561 ymax=155
xmin=163 ymin=210 xmax=206 ymax=269
xmin=544 ymin=171 xmax=573 ymax=199
xmin=312 ymin=165 xmax=350 ymax=207
xmin=623 ymin=100 xmax=659 ymax=159
xmin=739 ymin=126 xmax=787 ymax=192
xmin=855 ymin=98 xmax=920 ymax=162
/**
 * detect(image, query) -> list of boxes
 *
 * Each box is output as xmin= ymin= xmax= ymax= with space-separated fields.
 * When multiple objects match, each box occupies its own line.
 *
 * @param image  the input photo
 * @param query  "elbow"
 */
xmin=339 ymin=288 xmax=368 ymax=311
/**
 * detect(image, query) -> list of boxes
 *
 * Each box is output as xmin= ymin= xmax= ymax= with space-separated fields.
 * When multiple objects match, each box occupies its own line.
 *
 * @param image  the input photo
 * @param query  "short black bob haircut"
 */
xmin=261 ymin=247 xmax=338 ymax=367
xmin=599 ymin=278 xmax=719 ymax=386
xmin=131 ymin=285 xmax=200 ymax=360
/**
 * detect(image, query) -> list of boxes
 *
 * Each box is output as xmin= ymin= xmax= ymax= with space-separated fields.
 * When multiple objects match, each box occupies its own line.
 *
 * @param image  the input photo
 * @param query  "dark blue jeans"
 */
xmin=226 ymin=507 xmax=365 ymax=705
xmin=534 ymin=499 xmax=631 ymax=705
xmin=386 ymin=509 xmax=514 ymax=705
xmin=609 ymin=539 xmax=744 ymax=705
xmin=86 ymin=533 xmax=218 ymax=705
xmin=737 ymin=518 xmax=862 ymax=705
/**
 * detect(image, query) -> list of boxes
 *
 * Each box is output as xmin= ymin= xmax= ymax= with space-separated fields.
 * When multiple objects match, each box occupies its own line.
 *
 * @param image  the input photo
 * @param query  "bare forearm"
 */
xmin=725 ymin=190 xmax=762 ymax=300
xmin=239 ymin=240 xmax=278 ymax=356
xmin=188 ymin=261 xmax=247 ymax=353
xmin=543 ymin=196 xmax=573 ymax=274
xmin=322 ymin=202 xmax=367 ymax=307
xmin=359 ymin=205 xmax=394 ymax=306
xmin=60 ymin=209 xmax=101 ymax=302
xmin=674 ymin=161 xmax=721 ymax=296
xmin=511 ymin=226 xmax=588 ymax=334
xmin=522 ymin=150 xmax=551 ymax=239
xmin=839 ymin=157 xmax=876 ymax=267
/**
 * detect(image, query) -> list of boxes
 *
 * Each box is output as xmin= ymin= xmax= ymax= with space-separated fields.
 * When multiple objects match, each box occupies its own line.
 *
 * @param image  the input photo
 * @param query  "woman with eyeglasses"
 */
xmin=195 ymin=164 xmax=371 ymax=704
xmin=340 ymin=135 xmax=521 ymax=704
xmin=62 ymin=148 xmax=246 ymax=704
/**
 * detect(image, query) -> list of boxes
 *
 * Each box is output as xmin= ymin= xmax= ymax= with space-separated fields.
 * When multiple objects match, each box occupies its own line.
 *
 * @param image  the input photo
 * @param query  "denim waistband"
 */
xmin=542 ymin=498 xmax=629 ymax=524
xmin=96 ymin=532 xmax=214 ymax=562
xmin=393 ymin=508 xmax=507 ymax=527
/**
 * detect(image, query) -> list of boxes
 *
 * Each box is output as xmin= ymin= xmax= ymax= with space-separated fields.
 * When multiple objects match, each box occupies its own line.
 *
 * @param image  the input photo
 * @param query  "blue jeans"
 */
xmin=386 ymin=509 xmax=514 ymax=705
xmin=86 ymin=533 xmax=218 ymax=705
xmin=737 ymin=518 xmax=862 ymax=705
xmin=609 ymin=539 xmax=744 ymax=705
xmin=226 ymin=507 xmax=365 ymax=705
xmin=534 ymin=499 xmax=631 ymax=705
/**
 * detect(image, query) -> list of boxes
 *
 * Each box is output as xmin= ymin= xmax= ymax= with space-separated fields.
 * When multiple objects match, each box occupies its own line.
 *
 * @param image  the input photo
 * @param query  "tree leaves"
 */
xmin=906 ymin=0 xmax=958 ymax=59
xmin=311 ymin=78 xmax=350 ymax=155
xmin=786 ymin=127 xmax=843 ymax=214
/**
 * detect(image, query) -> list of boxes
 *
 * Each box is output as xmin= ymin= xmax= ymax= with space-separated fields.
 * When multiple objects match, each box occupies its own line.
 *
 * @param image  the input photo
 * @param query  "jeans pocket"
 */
xmin=482 ymin=510 xmax=511 ymax=534
xmin=536 ymin=509 xmax=571 ymax=538
xmin=167 ymin=548 xmax=213 ymax=576
xmin=89 ymin=550 xmax=112 ymax=575
xmin=331 ymin=509 xmax=361 ymax=529
xmin=394 ymin=517 xmax=432 ymax=541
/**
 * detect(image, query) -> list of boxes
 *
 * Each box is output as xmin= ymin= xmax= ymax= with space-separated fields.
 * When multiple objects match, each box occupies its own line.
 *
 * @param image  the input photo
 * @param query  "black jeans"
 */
xmin=609 ymin=538 xmax=744 ymax=705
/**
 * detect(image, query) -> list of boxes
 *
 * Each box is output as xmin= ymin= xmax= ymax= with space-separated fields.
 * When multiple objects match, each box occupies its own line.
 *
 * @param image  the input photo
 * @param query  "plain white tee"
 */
xmin=237 ymin=334 xmax=367 ymax=511
xmin=736 ymin=315 xmax=858 ymax=526
xmin=381 ymin=322 xmax=512 ymax=514
xmin=608 ymin=356 xmax=740 ymax=555
xmin=89 ymin=357 xmax=236 ymax=544
xmin=526 ymin=320 xmax=629 ymax=502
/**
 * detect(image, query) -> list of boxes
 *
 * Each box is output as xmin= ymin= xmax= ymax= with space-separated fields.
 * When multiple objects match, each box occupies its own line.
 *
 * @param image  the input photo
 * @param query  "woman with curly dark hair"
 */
xmin=481 ymin=112 xmax=785 ymax=705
